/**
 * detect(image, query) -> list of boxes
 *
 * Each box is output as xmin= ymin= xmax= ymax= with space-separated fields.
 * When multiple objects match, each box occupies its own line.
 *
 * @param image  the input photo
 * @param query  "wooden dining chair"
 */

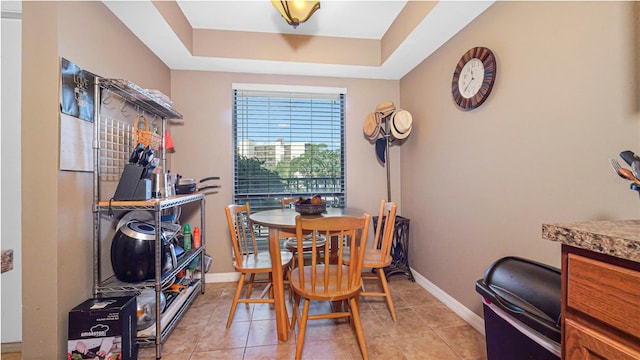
xmin=289 ymin=213 xmax=371 ymax=360
xmin=224 ymin=203 xmax=293 ymax=328
xmin=347 ymin=200 xmax=398 ymax=321
xmin=281 ymin=197 xmax=327 ymax=269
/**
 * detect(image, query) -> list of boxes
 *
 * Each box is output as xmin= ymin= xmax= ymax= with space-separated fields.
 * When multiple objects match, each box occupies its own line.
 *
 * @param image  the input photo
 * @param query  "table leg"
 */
xmin=330 ymin=234 xmax=339 ymax=264
xmin=269 ymin=227 xmax=289 ymax=341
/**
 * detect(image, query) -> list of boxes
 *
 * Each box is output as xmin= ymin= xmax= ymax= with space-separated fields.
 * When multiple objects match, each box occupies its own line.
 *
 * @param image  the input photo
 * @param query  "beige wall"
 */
xmin=399 ymin=1 xmax=640 ymax=316
xmin=169 ymin=71 xmax=399 ymax=273
xmin=21 ymin=2 xmax=171 ymax=358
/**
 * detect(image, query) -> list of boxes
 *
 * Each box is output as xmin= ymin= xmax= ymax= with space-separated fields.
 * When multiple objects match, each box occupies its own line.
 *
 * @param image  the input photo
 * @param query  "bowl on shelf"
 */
xmin=294 ymin=202 xmax=327 ymax=215
xmin=136 ymin=289 xmax=166 ymax=330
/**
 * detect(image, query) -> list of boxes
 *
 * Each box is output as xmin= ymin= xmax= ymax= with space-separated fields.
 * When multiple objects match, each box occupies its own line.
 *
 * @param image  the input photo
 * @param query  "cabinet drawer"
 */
xmin=567 ymin=254 xmax=640 ymax=339
xmin=565 ymin=318 xmax=640 ymax=359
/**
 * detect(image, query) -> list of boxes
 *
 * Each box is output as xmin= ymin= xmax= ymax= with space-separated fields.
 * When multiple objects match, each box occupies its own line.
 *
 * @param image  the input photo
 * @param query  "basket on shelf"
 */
xmin=134 ymin=114 xmax=162 ymax=150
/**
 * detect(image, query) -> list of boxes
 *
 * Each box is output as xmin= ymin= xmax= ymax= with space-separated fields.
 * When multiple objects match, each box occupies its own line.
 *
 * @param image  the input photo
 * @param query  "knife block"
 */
xmin=113 ymin=164 xmax=151 ymax=201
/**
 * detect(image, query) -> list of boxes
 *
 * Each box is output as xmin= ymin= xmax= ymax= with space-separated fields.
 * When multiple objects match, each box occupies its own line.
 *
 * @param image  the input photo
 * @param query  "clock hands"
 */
xmin=464 ymin=69 xmax=475 ymax=94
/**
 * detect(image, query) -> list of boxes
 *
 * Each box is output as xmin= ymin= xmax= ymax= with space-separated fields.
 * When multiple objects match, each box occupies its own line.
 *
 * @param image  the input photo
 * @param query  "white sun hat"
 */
xmin=389 ymin=110 xmax=413 ymax=140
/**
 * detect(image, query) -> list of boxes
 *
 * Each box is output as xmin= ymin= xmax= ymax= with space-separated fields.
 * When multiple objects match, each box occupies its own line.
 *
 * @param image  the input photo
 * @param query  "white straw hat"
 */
xmin=389 ymin=110 xmax=413 ymax=140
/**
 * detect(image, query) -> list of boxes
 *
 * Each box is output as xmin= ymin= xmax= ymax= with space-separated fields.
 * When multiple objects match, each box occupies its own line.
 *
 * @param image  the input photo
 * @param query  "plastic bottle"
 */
xmin=193 ymin=227 xmax=201 ymax=249
xmin=183 ymin=224 xmax=192 ymax=251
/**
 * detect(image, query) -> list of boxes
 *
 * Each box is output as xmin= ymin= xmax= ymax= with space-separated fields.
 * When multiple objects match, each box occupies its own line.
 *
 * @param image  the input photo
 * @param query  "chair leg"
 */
xmin=290 ymin=249 xmax=297 ymax=269
xmin=378 ymin=268 xmax=397 ymax=321
xmin=341 ymin=296 xmax=358 ymax=325
xmin=259 ymin=283 xmax=272 ymax=299
xmin=295 ymin=298 xmax=311 ymax=360
xmin=267 ymin=273 xmax=274 ymax=299
xmin=287 ymin=265 xmax=293 ymax=302
xmin=246 ymin=273 xmax=255 ymax=299
xmin=290 ymin=292 xmax=300 ymax=330
xmin=349 ymin=297 xmax=368 ymax=360
xmin=226 ymin=273 xmax=245 ymax=328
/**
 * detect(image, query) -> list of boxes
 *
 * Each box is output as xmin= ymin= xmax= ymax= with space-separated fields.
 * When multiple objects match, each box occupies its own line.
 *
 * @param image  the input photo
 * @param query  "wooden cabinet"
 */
xmin=565 ymin=319 xmax=640 ymax=359
xmin=561 ymin=245 xmax=640 ymax=360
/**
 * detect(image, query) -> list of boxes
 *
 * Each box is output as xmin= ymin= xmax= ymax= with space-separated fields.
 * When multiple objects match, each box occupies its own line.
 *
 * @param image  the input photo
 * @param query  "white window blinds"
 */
xmin=232 ymin=85 xmax=346 ymax=214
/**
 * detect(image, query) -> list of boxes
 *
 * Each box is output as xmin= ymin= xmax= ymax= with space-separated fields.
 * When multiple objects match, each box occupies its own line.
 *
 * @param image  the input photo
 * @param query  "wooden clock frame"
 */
xmin=451 ymin=47 xmax=497 ymax=110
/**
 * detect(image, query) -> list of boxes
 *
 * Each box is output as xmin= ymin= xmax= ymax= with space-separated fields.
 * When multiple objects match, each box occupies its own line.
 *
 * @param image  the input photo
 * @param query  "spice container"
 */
xmin=193 ymin=227 xmax=201 ymax=249
xmin=182 ymin=224 xmax=191 ymax=250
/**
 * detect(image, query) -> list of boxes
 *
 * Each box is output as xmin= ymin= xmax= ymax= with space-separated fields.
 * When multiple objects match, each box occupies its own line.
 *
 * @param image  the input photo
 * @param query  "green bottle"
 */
xmin=183 ymin=224 xmax=192 ymax=251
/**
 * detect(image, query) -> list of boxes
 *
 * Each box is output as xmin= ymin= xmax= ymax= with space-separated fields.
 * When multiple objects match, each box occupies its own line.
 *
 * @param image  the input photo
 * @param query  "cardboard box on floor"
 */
xmin=68 ymin=296 xmax=137 ymax=360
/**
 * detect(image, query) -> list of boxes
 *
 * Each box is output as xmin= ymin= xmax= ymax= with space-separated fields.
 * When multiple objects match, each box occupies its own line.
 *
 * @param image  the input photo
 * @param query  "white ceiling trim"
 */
xmin=103 ymin=0 xmax=494 ymax=80
xmin=103 ymin=1 xmax=192 ymax=65
xmin=380 ymin=1 xmax=494 ymax=79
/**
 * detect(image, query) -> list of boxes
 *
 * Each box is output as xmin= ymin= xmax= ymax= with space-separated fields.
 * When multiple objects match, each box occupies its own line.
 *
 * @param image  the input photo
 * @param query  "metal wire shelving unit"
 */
xmin=92 ymin=78 xmax=205 ymax=359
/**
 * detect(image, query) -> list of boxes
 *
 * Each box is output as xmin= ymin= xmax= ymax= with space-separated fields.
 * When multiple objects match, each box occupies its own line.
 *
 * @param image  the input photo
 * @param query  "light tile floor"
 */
xmin=137 ymin=278 xmax=487 ymax=360
xmin=2 ymin=278 xmax=487 ymax=359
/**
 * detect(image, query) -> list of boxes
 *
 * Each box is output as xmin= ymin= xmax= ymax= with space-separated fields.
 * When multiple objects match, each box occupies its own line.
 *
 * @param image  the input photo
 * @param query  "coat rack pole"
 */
xmin=385 ymin=121 xmax=391 ymax=202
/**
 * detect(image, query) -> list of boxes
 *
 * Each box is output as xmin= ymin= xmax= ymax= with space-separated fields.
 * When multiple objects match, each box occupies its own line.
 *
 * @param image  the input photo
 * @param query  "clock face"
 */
xmin=458 ymin=58 xmax=485 ymax=98
xmin=452 ymin=47 xmax=497 ymax=110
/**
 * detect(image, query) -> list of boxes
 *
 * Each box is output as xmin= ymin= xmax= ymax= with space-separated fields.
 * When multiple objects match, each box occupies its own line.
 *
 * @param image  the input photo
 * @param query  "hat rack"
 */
xmin=365 ymin=106 xmax=416 ymax=282
xmin=364 ymin=102 xmax=413 ymax=202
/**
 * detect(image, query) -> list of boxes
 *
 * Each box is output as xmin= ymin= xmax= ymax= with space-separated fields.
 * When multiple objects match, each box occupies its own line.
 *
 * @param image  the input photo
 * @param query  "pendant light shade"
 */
xmin=272 ymin=0 xmax=320 ymax=28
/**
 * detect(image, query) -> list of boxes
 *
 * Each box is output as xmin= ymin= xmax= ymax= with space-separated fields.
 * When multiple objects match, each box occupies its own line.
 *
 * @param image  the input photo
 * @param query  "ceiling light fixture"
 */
xmin=271 ymin=0 xmax=320 ymax=29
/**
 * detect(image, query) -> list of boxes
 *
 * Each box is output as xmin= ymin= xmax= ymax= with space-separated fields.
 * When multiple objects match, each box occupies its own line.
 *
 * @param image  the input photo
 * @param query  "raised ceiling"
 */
xmin=104 ymin=1 xmax=494 ymax=80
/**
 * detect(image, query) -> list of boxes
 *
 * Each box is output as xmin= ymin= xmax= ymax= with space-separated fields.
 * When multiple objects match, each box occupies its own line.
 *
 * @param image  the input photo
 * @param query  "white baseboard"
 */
xmin=410 ymin=267 xmax=485 ymax=335
xmin=1 ymin=342 xmax=21 ymax=353
xmin=204 ymin=268 xmax=485 ymax=335
xmin=205 ymin=272 xmax=240 ymax=283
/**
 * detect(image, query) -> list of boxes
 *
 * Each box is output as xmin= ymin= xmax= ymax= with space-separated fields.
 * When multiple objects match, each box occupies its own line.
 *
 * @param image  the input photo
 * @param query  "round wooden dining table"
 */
xmin=249 ymin=207 xmax=366 ymax=341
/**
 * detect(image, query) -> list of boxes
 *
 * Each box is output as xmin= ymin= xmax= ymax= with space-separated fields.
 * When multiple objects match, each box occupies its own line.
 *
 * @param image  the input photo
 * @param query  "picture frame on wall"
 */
xmin=59 ymin=57 xmax=98 ymax=172
xmin=60 ymin=57 xmax=96 ymax=122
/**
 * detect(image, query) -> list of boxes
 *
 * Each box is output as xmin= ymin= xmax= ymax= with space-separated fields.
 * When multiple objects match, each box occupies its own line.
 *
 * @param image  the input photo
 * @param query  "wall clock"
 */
xmin=451 ymin=47 xmax=497 ymax=110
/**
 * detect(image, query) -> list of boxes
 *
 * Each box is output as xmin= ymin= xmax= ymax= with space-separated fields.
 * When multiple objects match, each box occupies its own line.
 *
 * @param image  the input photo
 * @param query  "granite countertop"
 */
xmin=542 ymin=219 xmax=640 ymax=263
xmin=1 ymin=249 xmax=13 ymax=273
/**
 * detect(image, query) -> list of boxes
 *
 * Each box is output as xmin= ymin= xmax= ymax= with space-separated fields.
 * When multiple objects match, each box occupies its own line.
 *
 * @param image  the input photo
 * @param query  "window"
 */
xmin=232 ymin=84 xmax=346 ymax=249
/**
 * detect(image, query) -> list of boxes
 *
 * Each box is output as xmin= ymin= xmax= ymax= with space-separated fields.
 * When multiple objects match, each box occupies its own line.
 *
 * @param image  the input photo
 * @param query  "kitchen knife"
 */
xmin=83 ymin=350 xmax=105 ymax=360
xmin=142 ymin=158 xmax=158 ymax=179
xmin=200 ymin=176 xmax=221 ymax=182
xmin=619 ymin=150 xmax=640 ymax=166
xmin=144 ymin=148 xmax=154 ymax=166
xmin=128 ymin=143 xmax=145 ymax=164
xmin=138 ymin=146 xmax=154 ymax=167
